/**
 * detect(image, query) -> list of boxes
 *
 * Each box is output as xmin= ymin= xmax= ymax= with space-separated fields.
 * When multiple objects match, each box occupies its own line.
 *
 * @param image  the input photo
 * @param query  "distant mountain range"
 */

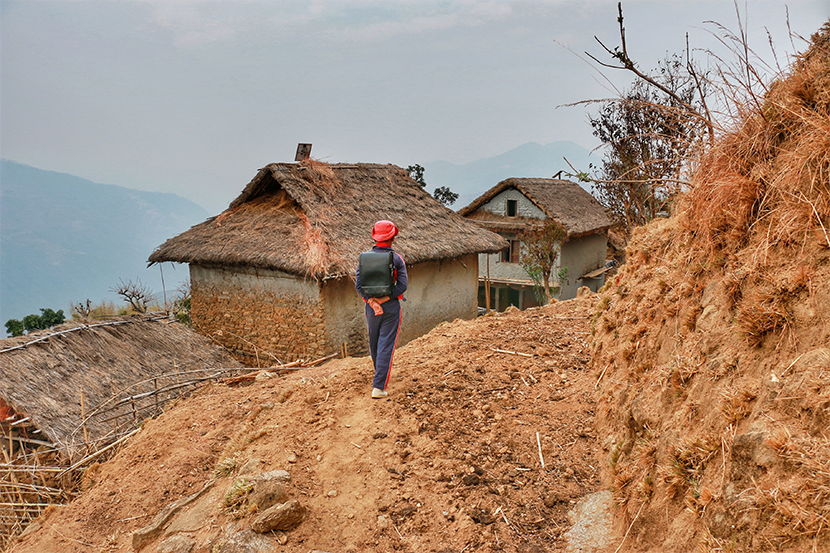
xmin=0 ymin=160 xmax=209 ymax=323
xmin=423 ymin=141 xmax=596 ymax=210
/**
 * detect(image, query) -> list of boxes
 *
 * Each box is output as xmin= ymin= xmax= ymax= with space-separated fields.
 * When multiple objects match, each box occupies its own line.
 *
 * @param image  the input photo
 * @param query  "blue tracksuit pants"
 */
xmin=366 ymin=299 xmax=402 ymax=390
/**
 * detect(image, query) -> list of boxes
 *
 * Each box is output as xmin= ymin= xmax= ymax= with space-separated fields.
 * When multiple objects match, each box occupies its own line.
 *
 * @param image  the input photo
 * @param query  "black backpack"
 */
xmin=358 ymin=251 xmax=395 ymax=297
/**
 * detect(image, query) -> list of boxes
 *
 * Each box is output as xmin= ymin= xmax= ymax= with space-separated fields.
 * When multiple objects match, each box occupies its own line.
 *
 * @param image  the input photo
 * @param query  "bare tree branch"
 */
xmin=110 ymin=279 xmax=154 ymax=314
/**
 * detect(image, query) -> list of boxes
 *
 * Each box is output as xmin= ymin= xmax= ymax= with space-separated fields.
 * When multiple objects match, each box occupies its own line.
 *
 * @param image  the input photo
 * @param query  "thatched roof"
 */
xmin=0 ymin=316 xmax=240 ymax=460
xmin=148 ymin=162 xmax=507 ymax=278
xmin=458 ymin=178 xmax=611 ymax=237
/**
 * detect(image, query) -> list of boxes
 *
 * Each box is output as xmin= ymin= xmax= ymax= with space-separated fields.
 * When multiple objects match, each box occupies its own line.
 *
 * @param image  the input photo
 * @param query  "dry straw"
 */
xmin=0 ymin=315 xmax=242 ymax=547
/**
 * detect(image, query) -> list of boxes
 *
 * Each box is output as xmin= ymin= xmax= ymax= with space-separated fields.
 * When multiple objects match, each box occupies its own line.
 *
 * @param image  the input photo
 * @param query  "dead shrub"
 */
xmin=720 ymin=387 xmax=757 ymax=425
xmin=735 ymin=291 xmax=792 ymax=347
xmin=661 ymin=434 xmax=720 ymax=500
xmin=761 ymin=429 xmax=830 ymax=543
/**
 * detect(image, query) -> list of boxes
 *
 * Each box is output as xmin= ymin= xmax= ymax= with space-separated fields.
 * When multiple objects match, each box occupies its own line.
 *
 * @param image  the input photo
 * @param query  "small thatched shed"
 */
xmin=149 ymin=162 xmax=507 ymax=365
xmin=459 ymin=178 xmax=612 ymax=305
xmin=0 ymin=316 xmax=241 ymax=462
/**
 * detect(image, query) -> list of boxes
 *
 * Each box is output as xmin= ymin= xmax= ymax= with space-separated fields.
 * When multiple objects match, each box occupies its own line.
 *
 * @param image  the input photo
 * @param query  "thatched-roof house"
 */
xmin=149 ymin=162 xmax=507 ymax=365
xmin=459 ymin=178 xmax=612 ymax=306
xmin=0 ymin=316 xmax=240 ymax=462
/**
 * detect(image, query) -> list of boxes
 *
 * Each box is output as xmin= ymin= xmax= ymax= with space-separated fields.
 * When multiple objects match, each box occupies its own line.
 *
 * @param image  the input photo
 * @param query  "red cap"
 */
xmin=371 ymin=220 xmax=398 ymax=242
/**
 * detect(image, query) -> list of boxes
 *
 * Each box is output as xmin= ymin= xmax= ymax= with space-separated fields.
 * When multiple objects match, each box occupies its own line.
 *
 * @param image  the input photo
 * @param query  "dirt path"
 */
xmin=11 ymin=296 xmax=604 ymax=553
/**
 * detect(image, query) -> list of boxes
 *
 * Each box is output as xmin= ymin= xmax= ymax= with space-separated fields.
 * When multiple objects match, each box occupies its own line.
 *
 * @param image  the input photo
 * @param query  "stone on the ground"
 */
xmin=251 ymin=499 xmax=307 ymax=533
xmin=254 ymin=469 xmax=291 ymax=484
xmin=132 ymin=481 xmax=214 ymax=551
xmin=563 ymin=490 xmax=614 ymax=553
xmin=158 ymin=534 xmax=195 ymax=553
xmin=249 ymin=480 xmax=289 ymax=510
xmin=237 ymin=458 xmax=261 ymax=475
xmin=217 ymin=529 xmax=275 ymax=553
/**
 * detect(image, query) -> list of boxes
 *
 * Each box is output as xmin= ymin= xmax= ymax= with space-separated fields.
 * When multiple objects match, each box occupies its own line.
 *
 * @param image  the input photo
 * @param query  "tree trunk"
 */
xmin=542 ymin=271 xmax=552 ymax=304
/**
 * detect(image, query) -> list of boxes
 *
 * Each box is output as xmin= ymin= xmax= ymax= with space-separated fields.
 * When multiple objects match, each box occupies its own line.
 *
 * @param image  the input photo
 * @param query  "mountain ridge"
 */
xmin=0 ymin=160 xmax=209 ymax=323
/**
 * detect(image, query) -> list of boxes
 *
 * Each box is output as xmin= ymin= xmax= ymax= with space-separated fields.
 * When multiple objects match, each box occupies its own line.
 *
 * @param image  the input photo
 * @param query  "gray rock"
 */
xmin=217 ymin=529 xmax=275 ymax=553
xmin=249 ymin=480 xmax=289 ymax=510
xmin=158 ymin=534 xmax=195 ymax=553
xmin=254 ymin=469 xmax=291 ymax=484
xmin=132 ymin=480 xmax=214 ymax=551
xmin=251 ymin=499 xmax=307 ymax=533
xmin=732 ymin=431 xmax=780 ymax=471
xmin=564 ymin=490 xmax=614 ymax=553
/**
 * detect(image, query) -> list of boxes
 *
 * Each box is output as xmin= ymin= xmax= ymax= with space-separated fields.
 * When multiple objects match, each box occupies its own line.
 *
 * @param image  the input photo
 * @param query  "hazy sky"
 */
xmin=2 ymin=0 xmax=827 ymax=214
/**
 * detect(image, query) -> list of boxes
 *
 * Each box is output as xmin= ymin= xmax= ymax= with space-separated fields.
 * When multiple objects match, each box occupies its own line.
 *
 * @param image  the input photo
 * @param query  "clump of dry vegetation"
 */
xmin=592 ymin=22 xmax=830 ymax=552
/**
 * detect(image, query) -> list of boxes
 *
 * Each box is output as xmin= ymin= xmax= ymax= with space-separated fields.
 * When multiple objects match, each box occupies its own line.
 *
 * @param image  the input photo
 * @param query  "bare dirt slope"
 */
xmin=10 ymin=296 xmax=603 ymax=553
xmin=590 ymin=24 xmax=830 ymax=553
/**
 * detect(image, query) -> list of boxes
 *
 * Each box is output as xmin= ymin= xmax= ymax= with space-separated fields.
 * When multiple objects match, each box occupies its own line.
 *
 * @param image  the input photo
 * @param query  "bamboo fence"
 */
xmin=0 ymin=364 xmax=240 ymax=548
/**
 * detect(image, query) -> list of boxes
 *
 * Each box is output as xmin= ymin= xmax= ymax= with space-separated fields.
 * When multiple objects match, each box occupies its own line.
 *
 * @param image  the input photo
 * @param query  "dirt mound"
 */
xmin=590 ymin=24 xmax=830 ymax=552
xmin=10 ymin=297 xmax=603 ymax=553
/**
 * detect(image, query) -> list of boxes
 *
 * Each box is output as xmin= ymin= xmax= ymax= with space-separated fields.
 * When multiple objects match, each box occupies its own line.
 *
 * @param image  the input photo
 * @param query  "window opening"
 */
xmin=501 ymin=239 xmax=521 ymax=263
xmin=506 ymin=199 xmax=518 ymax=217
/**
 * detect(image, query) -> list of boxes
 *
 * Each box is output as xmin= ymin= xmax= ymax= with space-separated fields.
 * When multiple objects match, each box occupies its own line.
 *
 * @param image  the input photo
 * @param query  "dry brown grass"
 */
xmin=719 ymin=386 xmax=757 ymax=425
xmin=299 ymin=158 xmax=340 ymax=193
xmin=762 ymin=428 xmax=830 ymax=545
xmin=678 ymin=30 xmax=830 ymax=266
xmin=297 ymin=213 xmax=330 ymax=278
xmin=661 ymin=433 xmax=720 ymax=501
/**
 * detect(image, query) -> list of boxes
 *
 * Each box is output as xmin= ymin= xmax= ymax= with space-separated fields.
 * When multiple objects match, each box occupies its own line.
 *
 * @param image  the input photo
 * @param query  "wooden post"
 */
xmin=159 ymin=263 xmax=168 ymax=313
xmin=485 ymin=255 xmax=491 ymax=313
xmin=80 ymin=389 xmax=90 ymax=445
xmin=154 ymin=378 xmax=159 ymax=416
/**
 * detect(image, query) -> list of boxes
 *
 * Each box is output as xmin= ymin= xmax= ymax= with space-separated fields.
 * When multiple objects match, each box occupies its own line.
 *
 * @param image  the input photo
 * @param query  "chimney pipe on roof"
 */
xmin=295 ymin=143 xmax=312 ymax=161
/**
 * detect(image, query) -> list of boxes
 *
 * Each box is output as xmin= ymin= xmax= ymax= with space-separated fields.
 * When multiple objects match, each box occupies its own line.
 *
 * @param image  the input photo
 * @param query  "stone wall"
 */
xmin=190 ymin=264 xmax=328 ymax=366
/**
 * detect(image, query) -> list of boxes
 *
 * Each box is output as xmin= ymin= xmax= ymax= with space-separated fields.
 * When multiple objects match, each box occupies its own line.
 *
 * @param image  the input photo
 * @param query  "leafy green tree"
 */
xmin=408 ymin=164 xmax=459 ymax=207
xmin=433 ymin=186 xmax=459 ymax=207
xmin=23 ymin=313 xmax=45 ymax=332
xmin=407 ymin=164 xmax=427 ymax=187
xmin=5 ymin=308 xmax=65 ymax=336
xmin=38 ymin=308 xmax=66 ymax=328
xmin=5 ymin=319 xmax=24 ymax=337
xmin=520 ymin=219 xmax=568 ymax=304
